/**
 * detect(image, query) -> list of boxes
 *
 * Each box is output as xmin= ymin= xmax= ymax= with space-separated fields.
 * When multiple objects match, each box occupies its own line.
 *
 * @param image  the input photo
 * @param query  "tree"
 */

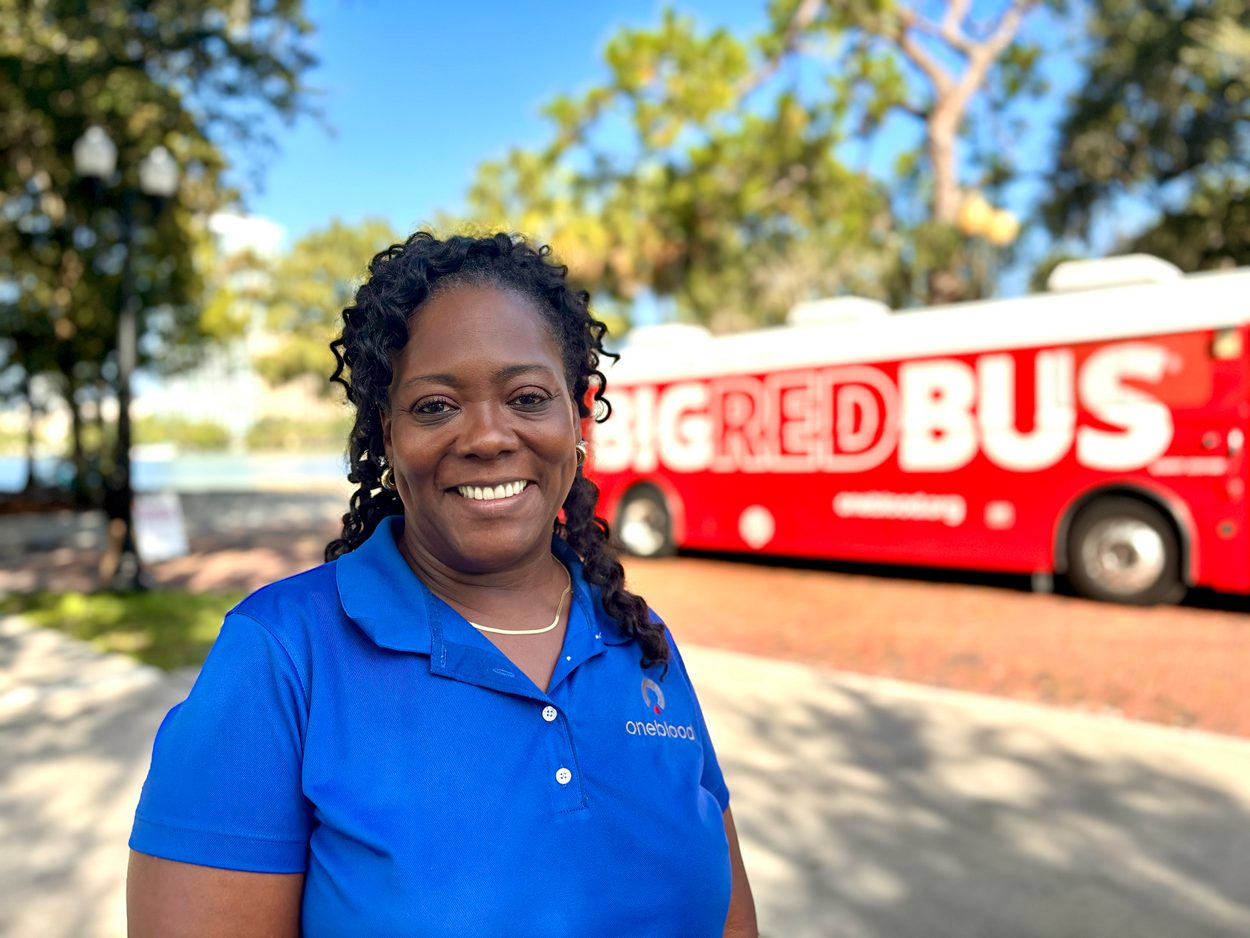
xmin=255 ymin=218 xmax=401 ymax=390
xmin=0 ymin=309 xmax=57 ymax=491
xmin=1044 ymin=1 xmax=1250 ymax=269
xmin=0 ymin=0 xmax=316 ymax=497
xmin=455 ymin=1 xmax=1056 ymax=329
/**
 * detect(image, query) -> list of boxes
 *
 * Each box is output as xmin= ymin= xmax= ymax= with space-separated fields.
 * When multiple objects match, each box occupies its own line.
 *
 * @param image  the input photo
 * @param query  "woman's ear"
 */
xmin=379 ymin=404 xmax=393 ymax=464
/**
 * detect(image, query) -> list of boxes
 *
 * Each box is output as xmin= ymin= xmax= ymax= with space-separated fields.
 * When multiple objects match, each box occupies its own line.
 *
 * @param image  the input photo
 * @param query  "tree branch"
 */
xmin=953 ymin=0 xmax=1038 ymax=108
xmin=736 ymin=0 xmax=826 ymax=98
xmin=897 ymin=25 xmax=954 ymax=96
xmin=982 ymin=0 xmax=1038 ymax=61
xmin=894 ymin=97 xmax=930 ymax=119
xmin=906 ymin=2 xmax=975 ymax=57
xmin=942 ymin=0 xmax=973 ymax=37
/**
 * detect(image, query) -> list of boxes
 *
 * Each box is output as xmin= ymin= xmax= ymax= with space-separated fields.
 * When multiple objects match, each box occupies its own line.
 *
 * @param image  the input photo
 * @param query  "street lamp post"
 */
xmin=957 ymin=190 xmax=1020 ymax=296
xmin=73 ymin=126 xmax=179 ymax=591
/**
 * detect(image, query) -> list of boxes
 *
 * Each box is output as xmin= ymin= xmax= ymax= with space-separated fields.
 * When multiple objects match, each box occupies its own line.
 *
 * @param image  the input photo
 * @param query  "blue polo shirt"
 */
xmin=130 ymin=516 xmax=732 ymax=936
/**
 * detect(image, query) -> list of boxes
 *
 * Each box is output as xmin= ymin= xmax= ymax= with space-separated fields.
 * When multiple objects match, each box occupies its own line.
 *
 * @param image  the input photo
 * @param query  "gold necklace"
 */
xmin=468 ymin=560 xmax=572 ymax=636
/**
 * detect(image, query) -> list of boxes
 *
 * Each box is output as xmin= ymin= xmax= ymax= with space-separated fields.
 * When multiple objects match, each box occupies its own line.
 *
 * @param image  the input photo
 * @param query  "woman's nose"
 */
xmin=457 ymin=402 xmax=517 ymax=458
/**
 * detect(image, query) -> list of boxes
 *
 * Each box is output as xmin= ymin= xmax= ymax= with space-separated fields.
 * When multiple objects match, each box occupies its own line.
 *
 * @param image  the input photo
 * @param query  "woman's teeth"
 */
xmin=457 ymin=481 xmax=528 ymax=501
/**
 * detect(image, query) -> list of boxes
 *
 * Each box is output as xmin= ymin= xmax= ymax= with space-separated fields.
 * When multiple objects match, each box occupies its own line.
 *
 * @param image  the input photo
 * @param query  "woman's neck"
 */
xmin=396 ymin=532 xmax=569 ymax=628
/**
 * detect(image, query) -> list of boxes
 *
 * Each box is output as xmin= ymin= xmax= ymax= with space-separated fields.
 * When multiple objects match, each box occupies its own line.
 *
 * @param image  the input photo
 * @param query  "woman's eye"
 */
xmin=511 ymin=391 xmax=551 ymax=409
xmin=414 ymin=398 xmax=454 ymax=416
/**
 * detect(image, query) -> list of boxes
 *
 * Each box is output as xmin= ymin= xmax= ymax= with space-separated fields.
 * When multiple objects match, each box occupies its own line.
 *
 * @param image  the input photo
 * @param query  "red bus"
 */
xmin=588 ymin=255 xmax=1250 ymax=604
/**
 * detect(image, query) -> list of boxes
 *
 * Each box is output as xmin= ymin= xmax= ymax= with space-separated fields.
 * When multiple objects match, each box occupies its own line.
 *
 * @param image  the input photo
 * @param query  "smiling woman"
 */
xmin=125 ymin=232 xmax=757 ymax=937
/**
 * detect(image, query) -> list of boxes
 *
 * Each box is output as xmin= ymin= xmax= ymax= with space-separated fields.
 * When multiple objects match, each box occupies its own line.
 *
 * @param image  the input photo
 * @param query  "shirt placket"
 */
xmin=427 ymin=595 xmax=606 ymax=815
xmin=541 ymin=591 xmax=606 ymax=813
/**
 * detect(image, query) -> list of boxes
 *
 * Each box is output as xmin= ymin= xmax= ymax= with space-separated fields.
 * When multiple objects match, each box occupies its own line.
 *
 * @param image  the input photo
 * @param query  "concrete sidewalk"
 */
xmin=2 ymin=619 xmax=1249 ymax=938
xmin=686 ymin=645 xmax=1250 ymax=938
xmin=1 ymin=618 xmax=194 ymax=938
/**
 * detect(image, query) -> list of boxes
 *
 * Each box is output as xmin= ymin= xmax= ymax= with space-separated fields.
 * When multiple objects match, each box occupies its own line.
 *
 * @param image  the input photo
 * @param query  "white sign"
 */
xmin=134 ymin=491 xmax=189 ymax=562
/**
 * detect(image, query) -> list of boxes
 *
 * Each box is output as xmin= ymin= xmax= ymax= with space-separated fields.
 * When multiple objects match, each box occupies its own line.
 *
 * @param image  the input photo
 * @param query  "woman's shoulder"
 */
xmin=225 ymin=559 xmax=347 ymax=656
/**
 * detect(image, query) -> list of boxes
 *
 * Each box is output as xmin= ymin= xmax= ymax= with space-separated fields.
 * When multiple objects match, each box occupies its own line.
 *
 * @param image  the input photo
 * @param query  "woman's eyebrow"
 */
xmin=493 ymin=363 xmax=558 ymax=382
xmin=400 ymin=364 xmax=557 ymax=389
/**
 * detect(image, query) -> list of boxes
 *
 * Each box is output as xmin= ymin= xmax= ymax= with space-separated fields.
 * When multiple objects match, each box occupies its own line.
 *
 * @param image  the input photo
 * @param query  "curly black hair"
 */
xmin=326 ymin=231 xmax=668 ymax=671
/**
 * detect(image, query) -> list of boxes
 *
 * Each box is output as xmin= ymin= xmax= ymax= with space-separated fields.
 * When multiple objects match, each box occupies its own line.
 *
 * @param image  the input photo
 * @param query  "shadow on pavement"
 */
xmin=0 ymin=666 xmax=195 ymax=938
xmin=685 ymin=646 xmax=1250 ymax=938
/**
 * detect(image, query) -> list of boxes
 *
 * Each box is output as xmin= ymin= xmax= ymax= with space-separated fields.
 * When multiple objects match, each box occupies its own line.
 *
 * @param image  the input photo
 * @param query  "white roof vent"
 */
xmin=786 ymin=296 xmax=892 ymax=326
xmin=623 ymin=323 xmax=713 ymax=349
xmin=1047 ymin=254 xmax=1182 ymax=292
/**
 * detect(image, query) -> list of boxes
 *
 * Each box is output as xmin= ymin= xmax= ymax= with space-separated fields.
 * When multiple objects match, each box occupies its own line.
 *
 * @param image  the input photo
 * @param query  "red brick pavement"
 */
xmin=623 ymin=557 xmax=1250 ymax=737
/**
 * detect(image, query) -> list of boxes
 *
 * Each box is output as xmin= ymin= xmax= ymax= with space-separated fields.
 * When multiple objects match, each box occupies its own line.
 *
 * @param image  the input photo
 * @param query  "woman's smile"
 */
xmin=454 ymin=480 xmax=529 ymax=501
xmin=449 ymin=479 xmax=536 ymax=512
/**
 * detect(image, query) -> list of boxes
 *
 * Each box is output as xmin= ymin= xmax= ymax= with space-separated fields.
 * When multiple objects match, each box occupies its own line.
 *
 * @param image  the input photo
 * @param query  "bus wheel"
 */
xmin=616 ymin=485 xmax=675 ymax=558
xmin=1066 ymin=498 xmax=1184 ymax=604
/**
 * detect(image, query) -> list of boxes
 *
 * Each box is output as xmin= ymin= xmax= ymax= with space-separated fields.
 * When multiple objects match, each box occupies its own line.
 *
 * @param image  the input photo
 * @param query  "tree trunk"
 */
xmin=88 ymin=378 xmax=110 ymax=506
xmin=926 ymin=103 xmax=968 ymax=305
xmin=929 ymin=106 xmax=961 ymax=227
xmin=64 ymin=372 xmax=90 ymax=507
xmin=888 ymin=1 xmax=1039 ymax=305
xmin=21 ymin=369 xmax=38 ymax=492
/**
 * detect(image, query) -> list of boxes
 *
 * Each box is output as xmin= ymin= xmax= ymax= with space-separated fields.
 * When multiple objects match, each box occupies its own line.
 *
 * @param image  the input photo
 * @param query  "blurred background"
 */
xmin=2 ymin=2 xmax=1250 ymax=936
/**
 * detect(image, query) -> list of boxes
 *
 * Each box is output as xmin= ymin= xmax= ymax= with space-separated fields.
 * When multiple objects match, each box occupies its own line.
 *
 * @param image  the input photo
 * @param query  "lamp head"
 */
xmin=138 ymin=146 xmax=179 ymax=198
xmin=73 ymin=126 xmax=117 ymax=180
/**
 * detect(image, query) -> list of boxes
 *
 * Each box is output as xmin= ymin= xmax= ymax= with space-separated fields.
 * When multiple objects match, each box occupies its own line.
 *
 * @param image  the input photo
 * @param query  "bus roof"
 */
xmin=607 ymin=265 xmax=1250 ymax=383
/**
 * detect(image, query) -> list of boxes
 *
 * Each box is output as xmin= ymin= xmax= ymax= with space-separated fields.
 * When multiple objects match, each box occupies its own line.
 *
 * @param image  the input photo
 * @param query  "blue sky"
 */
xmin=235 ymin=0 xmax=1101 ymax=298
xmin=241 ymin=0 xmax=769 ymax=242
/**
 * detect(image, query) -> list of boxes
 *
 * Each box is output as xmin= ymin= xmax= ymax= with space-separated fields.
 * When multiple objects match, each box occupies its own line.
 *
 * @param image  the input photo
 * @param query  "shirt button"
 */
xmin=542 ymin=705 xmax=558 ymax=722
xmin=555 ymin=767 xmax=572 ymax=785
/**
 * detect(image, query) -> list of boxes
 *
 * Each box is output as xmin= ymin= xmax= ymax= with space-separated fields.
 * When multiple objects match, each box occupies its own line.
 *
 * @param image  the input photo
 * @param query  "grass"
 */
xmin=0 ymin=590 xmax=246 ymax=670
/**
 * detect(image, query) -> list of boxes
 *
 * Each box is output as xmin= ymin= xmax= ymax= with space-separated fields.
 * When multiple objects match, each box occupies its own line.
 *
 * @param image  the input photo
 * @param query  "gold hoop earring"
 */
xmin=575 ymin=440 xmax=587 ymax=467
xmin=380 ymin=465 xmax=396 ymax=490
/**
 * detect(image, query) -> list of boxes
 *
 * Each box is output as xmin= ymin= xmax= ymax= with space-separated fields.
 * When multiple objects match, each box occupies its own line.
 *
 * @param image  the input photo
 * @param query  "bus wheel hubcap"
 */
xmin=1081 ymin=518 xmax=1166 ymax=595
xmin=621 ymin=498 xmax=667 ymax=555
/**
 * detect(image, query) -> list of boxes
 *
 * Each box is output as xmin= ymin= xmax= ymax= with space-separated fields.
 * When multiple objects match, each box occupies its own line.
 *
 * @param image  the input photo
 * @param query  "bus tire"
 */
xmin=615 ymin=485 xmax=676 ymax=558
xmin=1066 ymin=497 xmax=1185 ymax=605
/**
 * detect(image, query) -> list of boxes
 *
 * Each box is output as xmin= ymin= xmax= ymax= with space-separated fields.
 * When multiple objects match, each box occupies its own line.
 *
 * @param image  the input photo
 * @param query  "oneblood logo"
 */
xmin=626 ymin=677 xmax=696 ymax=741
xmin=594 ymin=343 xmax=1181 ymax=475
xmin=641 ymin=677 xmax=665 ymax=715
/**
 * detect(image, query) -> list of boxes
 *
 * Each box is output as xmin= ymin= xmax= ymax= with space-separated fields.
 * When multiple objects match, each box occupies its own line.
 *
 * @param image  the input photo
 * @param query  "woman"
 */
xmin=127 ymin=232 xmax=757 ymax=937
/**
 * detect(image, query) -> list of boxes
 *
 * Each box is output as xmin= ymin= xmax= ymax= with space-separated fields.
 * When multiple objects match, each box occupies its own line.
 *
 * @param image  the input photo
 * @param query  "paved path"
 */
xmin=2 ymin=618 xmax=1249 ymax=937
xmin=687 ymin=645 xmax=1250 ymax=938
xmin=0 ymin=618 xmax=193 ymax=938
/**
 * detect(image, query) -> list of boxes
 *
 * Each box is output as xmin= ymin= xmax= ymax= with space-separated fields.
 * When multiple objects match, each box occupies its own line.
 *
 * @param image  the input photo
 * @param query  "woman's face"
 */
xmin=382 ymin=283 xmax=580 ymax=574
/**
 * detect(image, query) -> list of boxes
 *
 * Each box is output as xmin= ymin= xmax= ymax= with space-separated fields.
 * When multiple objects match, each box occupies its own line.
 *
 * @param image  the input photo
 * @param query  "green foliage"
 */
xmin=1126 ymin=183 xmax=1250 ymax=270
xmin=0 ymin=590 xmax=245 ymax=670
xmin=453 ymin=2 xmax=1054 ymax=320
xmin=244 ymin=414 xmax=353 ymax=453
xmin=1045 ymin=0 xmax=1250 ymax=247
xmin=256 ymin=217 xmax=400 ymax=389
xmin=0 ymin=0 xmax=316 ymax=494
xmin=134 ymin=415 xmax=231 ymax=452
xmin=197 ymin=234 xmax=269 ymax=344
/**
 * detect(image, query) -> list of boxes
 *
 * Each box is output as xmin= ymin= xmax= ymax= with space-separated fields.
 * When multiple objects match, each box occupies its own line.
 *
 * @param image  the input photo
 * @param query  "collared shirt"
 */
xmin=130 ymin=516 xmax=732 ymax=937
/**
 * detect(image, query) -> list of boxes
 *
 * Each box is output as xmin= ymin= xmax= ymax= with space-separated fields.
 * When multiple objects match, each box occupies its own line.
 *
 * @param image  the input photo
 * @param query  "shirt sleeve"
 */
xmin=664 ymin=628 xmax=730 ymax=812
xmin=129 ymin=612 xmax=312 ymax=873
